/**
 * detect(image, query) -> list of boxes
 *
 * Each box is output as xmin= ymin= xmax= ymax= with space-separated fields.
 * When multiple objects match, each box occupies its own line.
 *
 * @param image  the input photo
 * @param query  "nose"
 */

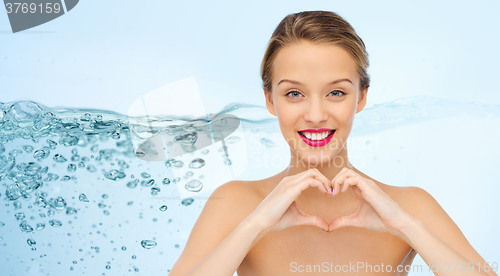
xmin=304 ymin=95 xmax=328 ymax=124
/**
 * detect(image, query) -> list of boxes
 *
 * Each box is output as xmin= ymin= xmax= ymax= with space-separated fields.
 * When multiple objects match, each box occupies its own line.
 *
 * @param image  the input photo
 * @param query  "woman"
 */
xmin=169 ymin=11 xmax=497 ymax=276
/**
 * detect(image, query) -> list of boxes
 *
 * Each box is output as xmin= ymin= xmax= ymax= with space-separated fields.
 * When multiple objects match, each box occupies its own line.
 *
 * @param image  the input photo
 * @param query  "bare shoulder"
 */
xmin=376 ymin=183 xmax=431 ymax=209
xmin=373 ymin=181 xmax=445 ymax=224
xmin=354 ymin=171 xmax=433 ymax=214
xmin=193 ymin=179 xmax=264 ymax=236
xmin=374 ymin=182 xmax=442 ymax=223
xmin=210 ymin=180 xmax=263 ymax=211
xmin=375 ymin=181 xmax=493 ymax=272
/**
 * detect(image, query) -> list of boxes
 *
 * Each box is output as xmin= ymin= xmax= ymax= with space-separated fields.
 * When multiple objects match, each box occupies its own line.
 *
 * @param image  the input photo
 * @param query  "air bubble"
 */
xmin=189 ymin=158 xmax=205 ymax=169
xmin=104 ymin=169 xmax=126 ymax=181
xmin=185 ymin=179 xmax=203 ymax=192
xmin=27 ymin=238 xmax=36 ymax=246
xmin=181 ymin=198 xmax=194 ymax=206
xmin=140 ymin=240 xmax=157 ymax=249
xmin=79 ymin=193 xmax=89 ymax=202
xmin=49 ymin=220 xmax=62 ymax=227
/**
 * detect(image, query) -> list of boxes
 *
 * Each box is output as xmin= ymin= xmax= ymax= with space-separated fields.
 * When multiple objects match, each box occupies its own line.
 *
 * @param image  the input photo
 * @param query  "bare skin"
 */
xmin=236 ymin=164 xmax=418 ymax=275
xmin=169 ymin=41 xmax=497 ymax=276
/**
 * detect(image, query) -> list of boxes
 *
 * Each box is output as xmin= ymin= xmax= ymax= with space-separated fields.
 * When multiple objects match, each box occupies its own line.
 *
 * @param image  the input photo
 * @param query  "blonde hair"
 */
xmin=260 ymin=10 xmax=370 ymax=93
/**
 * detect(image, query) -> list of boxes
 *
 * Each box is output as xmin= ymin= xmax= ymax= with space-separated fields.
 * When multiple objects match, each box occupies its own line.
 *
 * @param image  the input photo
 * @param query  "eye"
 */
xmin=285 ymin=90 xmax=346 ymax=99
xmin=285 ymin=90 xmax=303 ymax=98
xmin=329 ymin=90 xmax=346 ymax=97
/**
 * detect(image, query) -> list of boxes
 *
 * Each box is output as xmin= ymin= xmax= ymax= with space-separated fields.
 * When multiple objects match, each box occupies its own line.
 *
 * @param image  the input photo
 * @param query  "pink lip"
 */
xmin=298 ymin=130 xmax=335 ymax=147
xmin=299 ymin=128 xmax=334 ymax=133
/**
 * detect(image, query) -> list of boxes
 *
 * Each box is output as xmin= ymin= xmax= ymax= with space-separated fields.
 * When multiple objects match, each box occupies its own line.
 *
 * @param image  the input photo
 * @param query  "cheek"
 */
xmin=274 ymin=103 xmax=297 ymax=125
xmin=332 ymin=101 xmax=357 ymax=124
xmin=338 ymin=104 xmax=356 ymax=129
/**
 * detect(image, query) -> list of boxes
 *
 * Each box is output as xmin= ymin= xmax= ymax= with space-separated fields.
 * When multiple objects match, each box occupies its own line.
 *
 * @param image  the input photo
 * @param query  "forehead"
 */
xmin=272 ymin=40 xmax=359 ymax=89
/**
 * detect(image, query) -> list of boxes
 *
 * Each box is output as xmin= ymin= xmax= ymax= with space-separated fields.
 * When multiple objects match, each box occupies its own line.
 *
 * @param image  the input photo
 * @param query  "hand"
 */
xmin=250 ymin=168 xmax=333 ymax=233
xmin=328 ymin=167 xmax=412 ymax=235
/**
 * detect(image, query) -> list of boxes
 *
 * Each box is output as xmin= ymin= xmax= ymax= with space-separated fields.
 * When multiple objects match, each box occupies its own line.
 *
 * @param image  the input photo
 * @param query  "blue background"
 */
xmin=2 ymin=0 xmax=500 ymax=113
xmin=1 ymin=0 xmax=499 ymax=275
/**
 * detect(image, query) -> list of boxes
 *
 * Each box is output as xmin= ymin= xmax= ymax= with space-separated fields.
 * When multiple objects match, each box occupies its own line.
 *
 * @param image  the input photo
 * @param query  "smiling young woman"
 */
xmin=264 ymin=41 xmax=366 ymax=174
xmin=169 ymin=10 xmax=497 ymax=276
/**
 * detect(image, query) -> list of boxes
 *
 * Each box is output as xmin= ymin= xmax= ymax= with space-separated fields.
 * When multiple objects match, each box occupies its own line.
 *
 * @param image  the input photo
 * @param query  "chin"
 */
xmin=296 ymin=152 xmax=336 ymax=167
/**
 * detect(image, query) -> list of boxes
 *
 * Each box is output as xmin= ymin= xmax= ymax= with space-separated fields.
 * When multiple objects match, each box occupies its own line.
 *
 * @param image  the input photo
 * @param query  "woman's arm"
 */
xmin=183 ymin=213 xmax=267 ymax=275
xmin=395 ymin=187 xmax=498 ymax=276
xmin=327 ymin=167 xmax=497 ymax=276
xmin=168 ymin=181 xmax=266 ymax=276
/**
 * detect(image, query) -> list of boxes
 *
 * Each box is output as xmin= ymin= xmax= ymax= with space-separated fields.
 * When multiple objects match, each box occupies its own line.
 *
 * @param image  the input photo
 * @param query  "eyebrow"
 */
xmin=277 ymin=78 xmax=353 ymax=87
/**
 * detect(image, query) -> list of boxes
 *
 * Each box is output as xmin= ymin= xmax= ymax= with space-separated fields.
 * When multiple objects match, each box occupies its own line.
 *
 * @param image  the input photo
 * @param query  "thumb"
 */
xmin=328 ymin=213 xmax=360 ymax=231
xmin=291 ymin=202 xmax=329 ymax=231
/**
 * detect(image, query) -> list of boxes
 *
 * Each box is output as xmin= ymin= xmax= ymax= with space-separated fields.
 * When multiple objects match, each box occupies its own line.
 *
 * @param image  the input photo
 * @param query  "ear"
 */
xmin=356 ymin=86 xmax=369 ymax=114
xmin=264 ymin=87 xmax=277 ymax=116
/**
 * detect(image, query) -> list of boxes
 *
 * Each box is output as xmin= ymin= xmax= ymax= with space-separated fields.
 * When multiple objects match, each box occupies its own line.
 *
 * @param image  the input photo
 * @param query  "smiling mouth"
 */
xmin=297 ymin=130 xmax=335 ymax=141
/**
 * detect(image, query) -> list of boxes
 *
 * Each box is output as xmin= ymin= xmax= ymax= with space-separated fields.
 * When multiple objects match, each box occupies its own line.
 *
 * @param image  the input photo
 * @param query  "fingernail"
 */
xmin=330 ymin=188 xmax=334 ymax=196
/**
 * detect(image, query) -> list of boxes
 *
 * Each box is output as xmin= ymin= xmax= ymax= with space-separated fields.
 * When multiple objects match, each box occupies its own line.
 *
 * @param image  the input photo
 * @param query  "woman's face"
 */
xmin=265 ymin=40 xmax=368 ymax=167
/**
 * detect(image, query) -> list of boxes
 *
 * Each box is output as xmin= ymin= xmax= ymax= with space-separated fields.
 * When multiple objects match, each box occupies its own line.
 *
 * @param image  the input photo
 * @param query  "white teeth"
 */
xmin=301 ymin=131 xmax=332 ymax=140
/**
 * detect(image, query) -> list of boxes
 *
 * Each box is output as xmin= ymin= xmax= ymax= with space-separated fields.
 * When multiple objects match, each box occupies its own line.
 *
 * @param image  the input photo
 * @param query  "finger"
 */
xmin=307 ymin=177 xmax=330 ymax=195
xmin=341 ymin=173 xmax=376 ymax=197
xmin=328 ymin=213 xmax=360 ymax=231
xmin=331 ymin=167 xmax=350 ymax=196
xmin=333 ymin=170 xmax=360 ymax=196
xmin=341 ymin=175 xmax=360 ymax=193
xmin=331 ymin=167 xmax=349 ymax=184
xmin=308 ymin=168 xmax=332 ymax=195
xmin=332 ymin=173 xmax=351 ymax=196
xmin=292 ymin=202 xmax=329 ymax=231
xmin=295 ymin=169 xmax=331 ymax=195
xmin=332 ymin=180 xmax=341 ymax=198
xmin=286 ymin=176 xmax=329 ymax=197
xmin=282 ymin=168 xmax=333 ymax=197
